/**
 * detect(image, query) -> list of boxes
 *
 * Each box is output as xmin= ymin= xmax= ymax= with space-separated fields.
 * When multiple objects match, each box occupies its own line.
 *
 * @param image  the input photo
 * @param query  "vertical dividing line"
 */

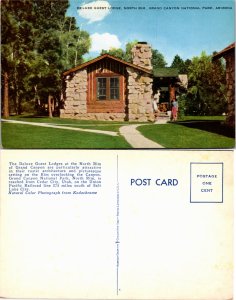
xmin=116 ymin=154 xmax=120 ymax=295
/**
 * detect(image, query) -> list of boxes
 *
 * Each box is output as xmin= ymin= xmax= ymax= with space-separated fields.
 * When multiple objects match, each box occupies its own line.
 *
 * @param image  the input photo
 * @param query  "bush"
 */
xmin=177 ymin=94 xmax=187 ymax=118
xmin=20 ymin=100 xmax=36 ymax=114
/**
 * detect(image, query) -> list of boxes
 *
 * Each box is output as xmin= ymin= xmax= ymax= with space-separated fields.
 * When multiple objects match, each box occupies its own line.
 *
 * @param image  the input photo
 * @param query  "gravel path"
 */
xmin=119 ymin=124 xmax=164 ymax=148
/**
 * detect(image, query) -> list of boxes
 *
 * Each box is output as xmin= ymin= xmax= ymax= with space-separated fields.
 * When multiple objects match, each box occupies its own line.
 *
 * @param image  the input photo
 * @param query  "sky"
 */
xmin=67 ymin=0 xmax=235 ymax=66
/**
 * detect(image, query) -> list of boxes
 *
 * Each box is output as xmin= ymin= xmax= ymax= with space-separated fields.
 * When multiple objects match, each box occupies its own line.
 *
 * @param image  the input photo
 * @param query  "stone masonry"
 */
xmin=213 ymin=43 xmax=235 ymax=128
xmin=60 ymin=70 xmax=87 ymax=119
xmin=225 ymin=51 xmax=235 ymax=127
xmin=61 ymin=42 xmax=155 ymax=121
xmin=127 ymin=42 xmax=155 ymax=121
xmin=127 ymin=67 xmax=154 ymax=121
xmin=60 ymin=70 xmax=126 ymax=120
xmin=131 ymin=42 xmax=153 ymax=71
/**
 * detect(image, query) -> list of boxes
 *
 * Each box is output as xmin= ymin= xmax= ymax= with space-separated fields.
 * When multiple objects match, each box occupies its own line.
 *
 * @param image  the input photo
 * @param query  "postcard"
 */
xmin=0 ymin=0 xmax=235 ymax=299
xmin=0 ymin=150 xmax=234 ymax=299
xmin=1 ymin=0 xmax=235 ymax=150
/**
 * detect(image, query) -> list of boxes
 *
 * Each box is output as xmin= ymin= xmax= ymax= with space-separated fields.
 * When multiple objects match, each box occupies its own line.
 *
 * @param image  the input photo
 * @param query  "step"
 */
xmin=155 ymin=117 xmax=170 ymax=124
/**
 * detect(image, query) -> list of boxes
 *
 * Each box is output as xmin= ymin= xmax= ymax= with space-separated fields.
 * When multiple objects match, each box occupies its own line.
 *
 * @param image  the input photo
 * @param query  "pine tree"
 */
xmin=1 ymin=0 xmax=35 ymax=116
xmin=171 ymin=55 xmax=186 ymax=73
xmin=151 ymin=49 xmax=167 ymax=68
xmin=100 ymin=41 xmax=168 ymax=69
xmin=1 ymin=0 xmax=91 ymax=117
xmin=60 ymin=17 xmax=91 ymax=70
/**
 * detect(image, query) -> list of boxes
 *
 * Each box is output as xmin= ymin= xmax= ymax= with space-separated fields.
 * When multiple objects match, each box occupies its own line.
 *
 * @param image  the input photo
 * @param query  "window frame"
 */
xmin=96 ymin=75 xmax=120 ymax=101
xmin=96 ymin=77 xmax=107 ymax=100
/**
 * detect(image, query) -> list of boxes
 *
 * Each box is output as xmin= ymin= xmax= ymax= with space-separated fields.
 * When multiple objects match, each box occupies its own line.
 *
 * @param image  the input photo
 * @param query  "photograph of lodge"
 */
xmin=62 ymin=42 xmax=188 ymax=123
xmin=1 ymin=0 xmax=235 ymax=149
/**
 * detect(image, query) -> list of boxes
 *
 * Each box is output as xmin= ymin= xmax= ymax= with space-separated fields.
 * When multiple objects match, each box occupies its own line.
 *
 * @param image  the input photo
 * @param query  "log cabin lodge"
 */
xmin=61 ymin=42 xmax=187 ymax=122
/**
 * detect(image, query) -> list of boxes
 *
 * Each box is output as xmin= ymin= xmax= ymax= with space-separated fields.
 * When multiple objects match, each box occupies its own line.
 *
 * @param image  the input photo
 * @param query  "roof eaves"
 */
xmin=212 ymin=42 xmax=235 ymax=60
xmin=63 ymin=53 xmax=152 ymax=76
xmin=63 ymin=54 xmax=108 ymax=76
xmin=105 ymin=54 xmax=152 ymax=74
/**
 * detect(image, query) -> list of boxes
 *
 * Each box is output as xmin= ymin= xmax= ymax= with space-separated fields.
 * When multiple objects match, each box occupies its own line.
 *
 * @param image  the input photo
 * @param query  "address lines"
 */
xmin=116 ymin=155 xmax=120 ymax=295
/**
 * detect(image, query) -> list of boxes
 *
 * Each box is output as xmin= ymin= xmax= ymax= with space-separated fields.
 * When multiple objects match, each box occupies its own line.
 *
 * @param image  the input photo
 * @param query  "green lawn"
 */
xmin=1 ymin=123 xmax=131 ymax=149
xmin=178 ymin=115 xmax=227 ymax=121
xmin=138 ymin=123 xmax=235 ymax=148
xmin=2 ymin=115 xmax=235 ymax=149
xmin=7 ymin=115 xmax=143 ymax=132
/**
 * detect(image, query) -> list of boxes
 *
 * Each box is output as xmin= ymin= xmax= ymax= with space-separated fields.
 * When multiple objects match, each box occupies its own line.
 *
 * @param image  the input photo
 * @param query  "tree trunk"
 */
xmin=74 ymin=48 xmax=78 ymax=67
xmin=48 ymin=95 xmax=53 ymax=118
xmin=3 ymin=71 xmax=9 ymax=118
xmin=13 ymin=66 xmax=22 ymax=115
xmin=15 ymin=93 xmax=20 ymax=115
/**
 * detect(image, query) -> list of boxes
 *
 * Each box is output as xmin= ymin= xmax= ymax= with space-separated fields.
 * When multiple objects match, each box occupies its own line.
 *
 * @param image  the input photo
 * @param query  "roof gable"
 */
xmin=63 ymin=53 xmax=152 ymax=76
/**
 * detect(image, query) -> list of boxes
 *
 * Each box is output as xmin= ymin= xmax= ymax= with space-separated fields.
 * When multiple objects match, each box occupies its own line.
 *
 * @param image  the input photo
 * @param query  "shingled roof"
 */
xmin=153 ymin=68 xmax=179 ymax=77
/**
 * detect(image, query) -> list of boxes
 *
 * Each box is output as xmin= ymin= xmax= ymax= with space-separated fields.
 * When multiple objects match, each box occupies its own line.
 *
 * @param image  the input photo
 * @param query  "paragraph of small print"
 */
xmin=8 ymin=161 xmax=102 ymax=197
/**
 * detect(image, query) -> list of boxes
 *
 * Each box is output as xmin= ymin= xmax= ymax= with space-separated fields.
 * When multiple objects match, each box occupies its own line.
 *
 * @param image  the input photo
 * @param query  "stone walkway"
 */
xmin=119 ymin=124 xmax=164 ymax=148
xmin=2 ymin=119 xmax=164 ymax=148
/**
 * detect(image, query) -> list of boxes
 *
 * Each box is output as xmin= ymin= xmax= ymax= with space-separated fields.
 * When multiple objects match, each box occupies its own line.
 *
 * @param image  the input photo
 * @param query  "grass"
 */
xmin=2 ymin=114 xmax=235 ymax=149
xmin=52 ymin=124 xmax=124 ymax=132
xmin=178 ymin=115 xmax=227 ymax=121
xmin=7 ymin=115 xmax=144 ymax=132
xmin=1 ymin=123 xmax=131 ymax=149
xmin=138 ymin=123 xmax=235 ymax=148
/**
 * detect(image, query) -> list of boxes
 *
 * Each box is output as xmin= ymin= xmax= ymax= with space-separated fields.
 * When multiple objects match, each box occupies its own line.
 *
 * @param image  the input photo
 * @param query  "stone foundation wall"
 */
xmin=60 ymin=112 xmax=126 ymax=121
xmin=127 ymin=67 xmax=155 ymax=122
xmin=225 ymin=52 xmax=235 ymax=127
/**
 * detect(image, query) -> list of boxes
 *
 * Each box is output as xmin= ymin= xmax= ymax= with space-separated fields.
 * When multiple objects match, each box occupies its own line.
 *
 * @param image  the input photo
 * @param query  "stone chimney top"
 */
xmin=131 ymin=42 xmax=152 ymax=70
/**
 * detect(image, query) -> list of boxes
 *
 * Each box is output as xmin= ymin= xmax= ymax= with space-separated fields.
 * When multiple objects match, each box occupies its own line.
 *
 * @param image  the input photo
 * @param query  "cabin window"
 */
xmin=97 ymin=78 xmax=107 ymax=100
xmin=97 ymin=77 xmax=120 ymax=100
xmin=110 ymin=77 xmax=119 ymax=99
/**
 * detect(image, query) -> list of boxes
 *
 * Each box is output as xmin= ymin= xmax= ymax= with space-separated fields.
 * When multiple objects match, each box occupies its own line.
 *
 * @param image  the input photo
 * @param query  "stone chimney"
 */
xmin=131 ymin=42 xmax=152 ymax=70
